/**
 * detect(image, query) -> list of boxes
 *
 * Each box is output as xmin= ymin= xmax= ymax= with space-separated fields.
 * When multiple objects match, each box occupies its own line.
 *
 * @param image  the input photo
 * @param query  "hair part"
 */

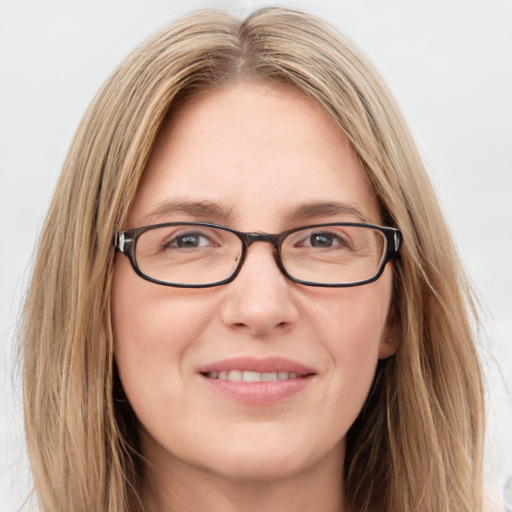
xmin=22 ymin=7 xmax=484 ymax=511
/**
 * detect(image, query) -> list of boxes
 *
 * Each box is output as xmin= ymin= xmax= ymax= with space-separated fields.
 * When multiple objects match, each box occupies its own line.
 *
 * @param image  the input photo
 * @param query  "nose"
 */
xmin=219 ymin=242 xmax=300 ymax=336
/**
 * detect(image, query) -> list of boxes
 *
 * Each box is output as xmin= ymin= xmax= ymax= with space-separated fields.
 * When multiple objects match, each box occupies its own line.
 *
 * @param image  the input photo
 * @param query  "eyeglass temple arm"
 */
xmin=115 ymin=231 xmax=136 ymax=254
xmin=387 ymin=228 xmax=403 ymax=260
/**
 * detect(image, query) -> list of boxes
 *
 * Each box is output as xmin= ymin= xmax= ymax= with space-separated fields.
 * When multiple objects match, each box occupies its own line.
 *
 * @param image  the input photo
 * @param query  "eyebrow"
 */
xmin=142 ymin=198 xmax=369 ymax=225
xmin=288 ymin=201 xmax=369 ymax=223
xmin=143 ymin=199 xmax=232 ymax=223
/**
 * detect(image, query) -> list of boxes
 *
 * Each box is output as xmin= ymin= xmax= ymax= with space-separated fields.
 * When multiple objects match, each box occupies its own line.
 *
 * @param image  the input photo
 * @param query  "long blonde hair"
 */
xmin=22 ymin=7 xmax=484 ymax=511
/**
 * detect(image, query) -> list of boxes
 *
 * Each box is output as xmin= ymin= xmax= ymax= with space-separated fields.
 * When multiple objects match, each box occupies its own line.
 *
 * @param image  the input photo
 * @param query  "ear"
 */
xmin=378 ymin=311 xmax=400 ymax=359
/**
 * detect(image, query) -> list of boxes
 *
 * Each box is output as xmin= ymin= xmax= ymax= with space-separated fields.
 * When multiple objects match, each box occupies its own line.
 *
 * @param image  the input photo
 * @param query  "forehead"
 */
xmin=127 ymin=81 xmax=381 ymax=229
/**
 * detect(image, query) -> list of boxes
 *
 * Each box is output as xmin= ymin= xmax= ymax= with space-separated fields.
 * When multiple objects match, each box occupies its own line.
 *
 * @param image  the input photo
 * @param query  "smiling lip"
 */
xmin=198 ymin=357 xmax=316 ymax=405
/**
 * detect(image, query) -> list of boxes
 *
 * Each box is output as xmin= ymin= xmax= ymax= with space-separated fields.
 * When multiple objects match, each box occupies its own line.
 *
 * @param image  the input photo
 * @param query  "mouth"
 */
xmin=202 ymin=370 xmax=309 ymax=382
xmin=198 ymin=357 xmax=316 ymax=404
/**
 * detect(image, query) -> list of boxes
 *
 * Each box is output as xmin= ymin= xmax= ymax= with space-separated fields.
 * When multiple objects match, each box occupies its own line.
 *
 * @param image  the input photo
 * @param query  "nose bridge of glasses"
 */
xmin=239 ymin=232 xmax=284 ymax=272
xmin=235 ymin=232 xmax=287 ymax=283
xmin=243 ymin=232 xmax=280 ymax=248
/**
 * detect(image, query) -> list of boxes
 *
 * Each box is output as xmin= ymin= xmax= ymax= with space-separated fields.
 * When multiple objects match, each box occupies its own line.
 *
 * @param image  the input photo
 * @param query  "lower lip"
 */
xmin=200 ymin=374 xmax=314 ymax=405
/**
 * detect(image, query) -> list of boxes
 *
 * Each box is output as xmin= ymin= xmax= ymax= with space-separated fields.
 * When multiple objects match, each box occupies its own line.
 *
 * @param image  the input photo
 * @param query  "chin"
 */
xmin=204 ymin=454 xmax=312 ymax=484
xmin=193 ymin=427 xmax=345 ymax=483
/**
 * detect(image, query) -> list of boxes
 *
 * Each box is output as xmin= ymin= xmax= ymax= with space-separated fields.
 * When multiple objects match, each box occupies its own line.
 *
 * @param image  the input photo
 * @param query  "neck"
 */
xmin=141 ymin=441 xmax=346 ymax=512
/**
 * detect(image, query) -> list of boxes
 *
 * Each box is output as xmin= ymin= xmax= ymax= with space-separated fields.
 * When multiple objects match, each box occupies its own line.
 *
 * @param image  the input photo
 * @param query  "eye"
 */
xmin=308 ymin=232 xmax=335 ymax=248
xmin=166 ymin=231 xmax=215 ymax=249
xmin=301 ymin=231 xmax=349 ymax=249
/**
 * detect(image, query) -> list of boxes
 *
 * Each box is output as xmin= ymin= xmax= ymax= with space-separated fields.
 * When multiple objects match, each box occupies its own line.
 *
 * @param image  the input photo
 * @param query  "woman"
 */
xmin=21 ymin=7 xmax=484 ymax=512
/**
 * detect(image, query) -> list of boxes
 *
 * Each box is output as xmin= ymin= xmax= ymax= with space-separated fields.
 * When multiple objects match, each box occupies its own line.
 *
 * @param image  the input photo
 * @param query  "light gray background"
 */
xmin=1 ymin=1 xmax=511 ymax=510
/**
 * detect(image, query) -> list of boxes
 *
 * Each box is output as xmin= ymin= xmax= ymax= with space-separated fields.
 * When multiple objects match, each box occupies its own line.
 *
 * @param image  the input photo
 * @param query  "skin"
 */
xmin=111 ymin=81 xmax=397 ymax=512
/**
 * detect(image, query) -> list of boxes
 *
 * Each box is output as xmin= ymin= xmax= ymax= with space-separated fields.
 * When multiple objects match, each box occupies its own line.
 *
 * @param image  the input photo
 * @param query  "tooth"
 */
xmin=243 ymin=371 xmax=262 ymax=382
xmin=209 ymin=370 xmax=303 ymax=382
xmin=227 ymin=370 xmax=243 ymax=381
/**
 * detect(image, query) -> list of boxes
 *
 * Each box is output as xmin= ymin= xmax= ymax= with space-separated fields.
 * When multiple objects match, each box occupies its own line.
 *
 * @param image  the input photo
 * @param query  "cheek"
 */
xmin=110 ymin=256 xmax=214 ymax=422
xmin=307 ymin=276 xmax=392 ymax=406
xmin=111 ymin=255 xmax=215 ymax=347
xmin=309 ymin=274 xmax=391 ymax=349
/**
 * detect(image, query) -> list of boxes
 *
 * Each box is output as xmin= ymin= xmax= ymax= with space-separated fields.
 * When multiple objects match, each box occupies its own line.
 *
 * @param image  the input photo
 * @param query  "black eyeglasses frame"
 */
xmin=115 ymin=221 xmax=402 ymax=288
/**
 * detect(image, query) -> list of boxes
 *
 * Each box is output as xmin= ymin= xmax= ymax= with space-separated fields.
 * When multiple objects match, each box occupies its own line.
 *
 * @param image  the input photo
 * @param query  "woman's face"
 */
xmin=111 ymin=82 xmax=396 ymax=485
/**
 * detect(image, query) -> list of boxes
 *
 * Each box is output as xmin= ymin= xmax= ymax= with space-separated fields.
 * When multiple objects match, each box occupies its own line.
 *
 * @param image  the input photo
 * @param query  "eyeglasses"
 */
xmin=115 ymin=222 xmax=402 ymax=288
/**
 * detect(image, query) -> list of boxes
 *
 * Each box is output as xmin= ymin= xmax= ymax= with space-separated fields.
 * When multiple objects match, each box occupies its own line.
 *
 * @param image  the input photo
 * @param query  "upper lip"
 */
xmin=198 ymin=356 xmax=316 ymax=376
